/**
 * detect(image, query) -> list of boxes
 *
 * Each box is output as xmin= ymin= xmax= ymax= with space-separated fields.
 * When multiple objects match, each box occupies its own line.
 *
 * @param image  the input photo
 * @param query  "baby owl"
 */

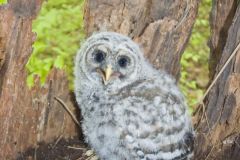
xmin=74 ymin=32 xmax=194 ymax=160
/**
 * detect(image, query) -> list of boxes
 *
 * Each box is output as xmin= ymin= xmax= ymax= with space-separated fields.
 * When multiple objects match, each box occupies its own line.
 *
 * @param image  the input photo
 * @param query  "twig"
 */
xmin=67 ymin=146 xmax=86 ymax=150
xmin=34 ymin=147 xmax=37 ymax=160
xmin=203 ymin=103 xmax=210 ymax=132
xmin=174 ymin=0 xmax=190 ymax=31
xmin=194 ymin=42 xmax=240 ymax=160
xmin=199 ymin=42 xmax=240 ymax=103
xmin=204 ymin=145 xmax=215 ymax=160
xmin=195 ymin=42 xmax=240 ymax=127
xmin=54 ymin=96 xmax=81 ymax=128
xmin=52 ymin=135 xmax=63 ymax=149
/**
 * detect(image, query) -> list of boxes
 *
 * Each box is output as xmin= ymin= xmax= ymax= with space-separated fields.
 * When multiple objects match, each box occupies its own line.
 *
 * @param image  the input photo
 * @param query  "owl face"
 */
xmin=76 ymin=32 xmax=144 ymax=89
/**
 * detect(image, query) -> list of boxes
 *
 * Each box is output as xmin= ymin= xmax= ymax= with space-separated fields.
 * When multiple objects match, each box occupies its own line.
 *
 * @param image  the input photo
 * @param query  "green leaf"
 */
xmin=0 ymin=0 xmax=7 ymax=4
xmin=27 ymin=0 xmax=85 ymax=87
xmin=180 ymin=0 xmax=211 ymax=110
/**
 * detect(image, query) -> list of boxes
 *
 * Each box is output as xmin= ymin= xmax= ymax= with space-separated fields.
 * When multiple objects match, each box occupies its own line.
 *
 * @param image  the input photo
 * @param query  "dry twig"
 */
xmin=52 ymin=135 xmax=63 ymax=149
xmin=67 ymin=146 xmax=86 ymax=150
xmin=199 ymin=42 xmax=240 ymax=103
xmin=195 ymin=42 xmax=240 ymax=124
xmin=54 ymin=96 xmax=81 ymax=128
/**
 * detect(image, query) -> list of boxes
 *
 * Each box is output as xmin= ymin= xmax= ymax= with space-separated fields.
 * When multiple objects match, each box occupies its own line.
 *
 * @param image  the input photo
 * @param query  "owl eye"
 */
xmin=118 ymin=56 xmax=130 ymax=68
xmin=93 ymin=50 xmax=106 ymax=63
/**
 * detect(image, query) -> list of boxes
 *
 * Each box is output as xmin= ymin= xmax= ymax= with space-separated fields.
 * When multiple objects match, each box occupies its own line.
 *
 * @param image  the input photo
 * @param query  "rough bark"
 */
xmin=208 ymin=0 xmax=238 ymax=80
xmin=84 ymin=0 xmax=200 ymax=79
xmin=194 ymin=2 xmax=240 ymax=160
xmin=0 ymin=1 xmax=78 ymax=159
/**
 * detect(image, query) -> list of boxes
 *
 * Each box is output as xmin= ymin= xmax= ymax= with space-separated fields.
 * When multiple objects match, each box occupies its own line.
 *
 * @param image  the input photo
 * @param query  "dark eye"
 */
xmin=93 ymin=50 xmax=106 ymax=63
xmin=118 ymin=56 xmax=130 ymax=68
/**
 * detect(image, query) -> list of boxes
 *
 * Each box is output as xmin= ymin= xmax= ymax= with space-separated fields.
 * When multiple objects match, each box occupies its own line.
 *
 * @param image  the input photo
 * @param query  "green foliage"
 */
xmin=26 ymin=0 xmax=85 ymax=89
xmin=180 ymin=0 xmax=212 ymax=110
xmin=0 ymin=0 xmax=7 ymax=4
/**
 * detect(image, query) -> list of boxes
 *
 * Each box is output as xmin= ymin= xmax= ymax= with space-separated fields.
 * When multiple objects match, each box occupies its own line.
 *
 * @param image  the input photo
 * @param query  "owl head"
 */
xmin=75 ymin=32 xmax=146 ymax=90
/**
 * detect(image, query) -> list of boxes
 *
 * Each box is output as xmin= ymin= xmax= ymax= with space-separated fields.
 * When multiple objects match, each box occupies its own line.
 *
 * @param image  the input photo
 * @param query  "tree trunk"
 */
xmin=84 ymin=0 xmax=200 ymax=79
xmin=194 ymin=1 xmax=240 ymax=160
xmin=0 ymin=1 xmax=78 ymax=159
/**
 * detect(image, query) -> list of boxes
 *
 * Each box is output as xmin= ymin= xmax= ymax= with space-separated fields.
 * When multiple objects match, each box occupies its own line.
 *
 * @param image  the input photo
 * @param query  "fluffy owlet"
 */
xmin=74 ymin=32 xmax=194 ymax=160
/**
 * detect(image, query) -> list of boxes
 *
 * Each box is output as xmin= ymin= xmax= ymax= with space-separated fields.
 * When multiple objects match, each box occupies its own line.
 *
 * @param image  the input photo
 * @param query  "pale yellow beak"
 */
xmin=103 ymin=65 xmax=113 ymax=85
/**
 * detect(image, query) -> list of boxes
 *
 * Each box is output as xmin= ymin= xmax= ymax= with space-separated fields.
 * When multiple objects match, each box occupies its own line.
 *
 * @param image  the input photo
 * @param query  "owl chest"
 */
xmin=85 ymin=94 xmax=158 ymax=133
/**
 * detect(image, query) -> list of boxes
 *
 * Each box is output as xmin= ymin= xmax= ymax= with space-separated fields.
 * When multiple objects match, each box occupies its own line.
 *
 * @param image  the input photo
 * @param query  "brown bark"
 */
xmin=208 ymin=0 xmax=238 ymax=80
xmin=84 ymin=0 xmax=200 ymax=79
xmin=194 ymin=2 xmax=240 ymax=160
xmin=0 ymin=1 xmax=78 ymax=159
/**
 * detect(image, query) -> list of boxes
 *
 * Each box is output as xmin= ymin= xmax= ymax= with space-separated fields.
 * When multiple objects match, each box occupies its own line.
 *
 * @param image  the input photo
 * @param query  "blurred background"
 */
xmin=0 ymin=0 xmax=211 ymax=110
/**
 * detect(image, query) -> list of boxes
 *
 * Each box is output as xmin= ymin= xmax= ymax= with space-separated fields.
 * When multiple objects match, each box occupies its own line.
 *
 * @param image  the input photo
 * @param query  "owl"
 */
xmin=74 ymin=32 xmax=194 ymax=160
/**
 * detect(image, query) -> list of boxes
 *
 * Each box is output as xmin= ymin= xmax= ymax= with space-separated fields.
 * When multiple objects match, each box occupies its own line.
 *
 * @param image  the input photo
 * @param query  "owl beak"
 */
xmin=103 ymin=65 xmax=113 ymax=85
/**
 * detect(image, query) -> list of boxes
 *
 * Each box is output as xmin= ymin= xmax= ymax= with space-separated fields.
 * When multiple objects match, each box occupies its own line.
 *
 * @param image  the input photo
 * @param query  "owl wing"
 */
xmin=115 ymin=79 xmax=194 ymax=160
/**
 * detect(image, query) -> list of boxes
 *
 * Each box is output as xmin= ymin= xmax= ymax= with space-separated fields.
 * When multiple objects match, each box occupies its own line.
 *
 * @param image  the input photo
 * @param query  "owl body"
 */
xmin=75 ymin=32 xmax=194 ymax=160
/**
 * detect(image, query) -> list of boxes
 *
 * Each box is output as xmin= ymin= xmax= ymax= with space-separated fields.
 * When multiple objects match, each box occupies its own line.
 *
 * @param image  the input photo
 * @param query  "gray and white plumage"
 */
xmin=74 ymin=32 xmax=194 ymax=160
